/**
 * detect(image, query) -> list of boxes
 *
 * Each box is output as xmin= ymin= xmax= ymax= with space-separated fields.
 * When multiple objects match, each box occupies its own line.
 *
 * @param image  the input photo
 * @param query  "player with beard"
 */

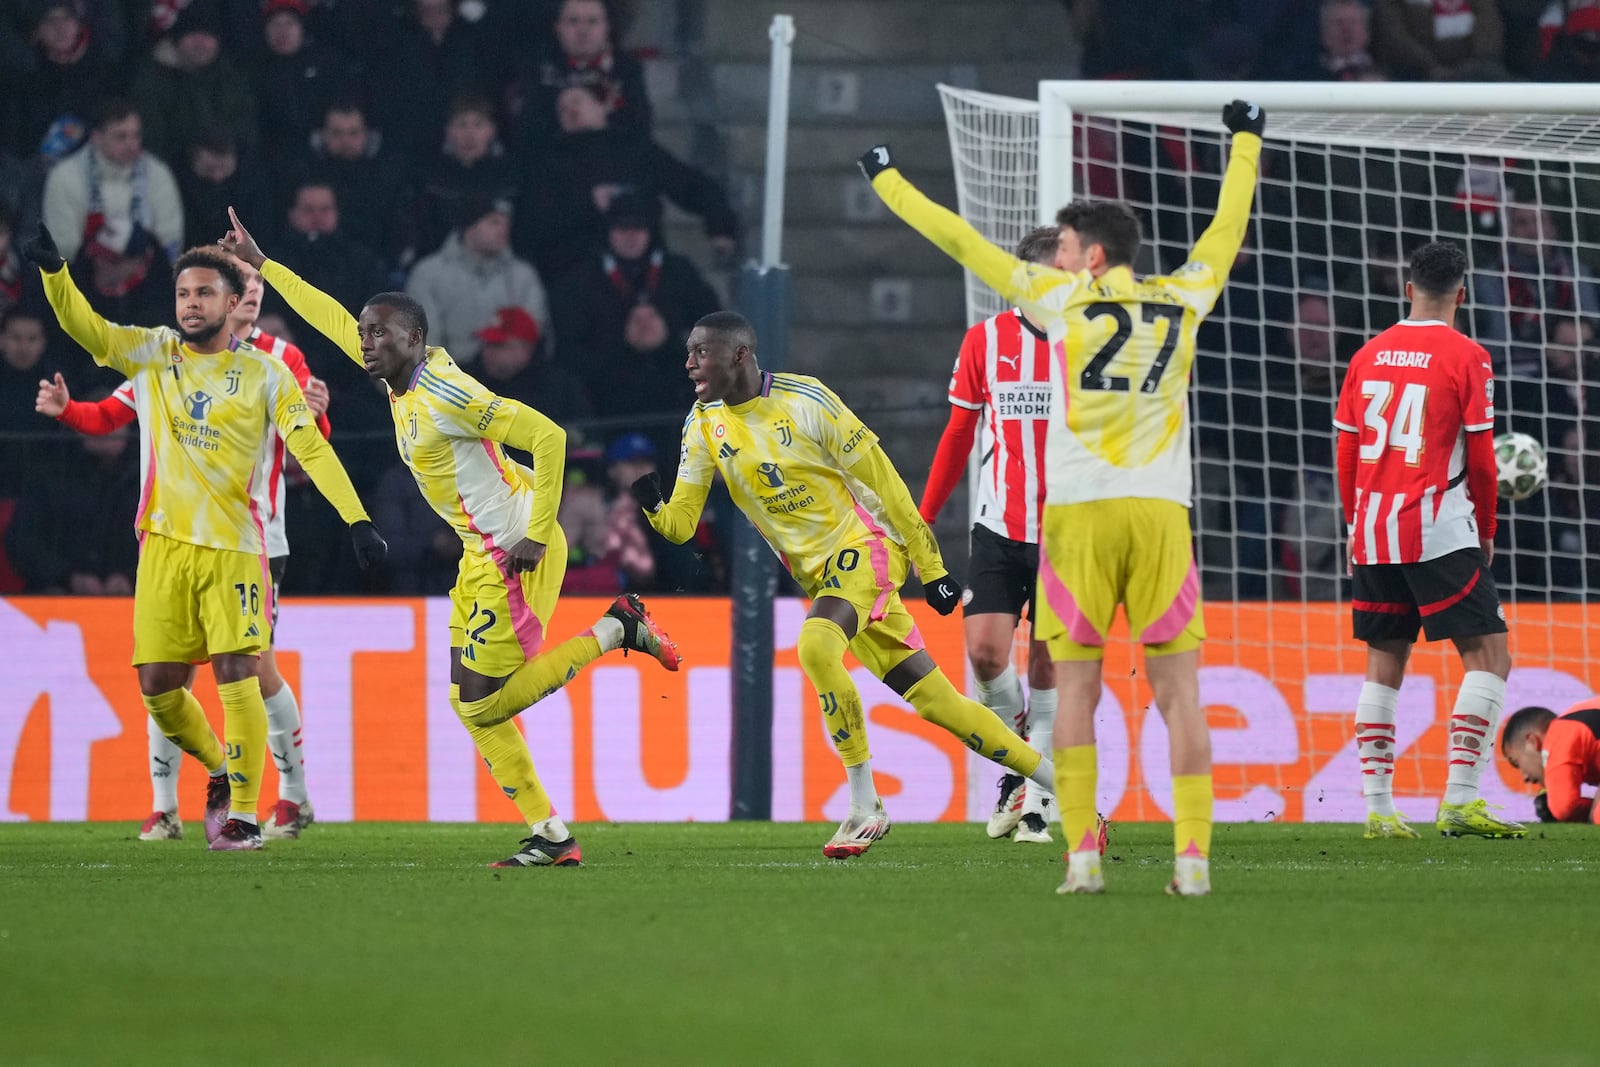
xmin=35 ymin=255 xmax=332 ymax=841
xmin=21 ymin=222 xmax=384 ymax=851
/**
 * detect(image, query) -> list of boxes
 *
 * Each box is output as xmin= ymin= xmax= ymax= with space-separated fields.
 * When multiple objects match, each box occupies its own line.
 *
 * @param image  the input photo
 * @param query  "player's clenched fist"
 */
xmin=631 ymin=472 xmax=665 ymax=514
xmin=1222 ymin=99 xmax=1266 ymax=138
xmin=21 ymin=222 xmax=64 ymax=272
xmin=923 ymin=574 xmax=962 ymax=616
xmin=350 ymin=520 xmax=387 ymax=570
xmin=857 ymin=144 xmax=895 ymax=181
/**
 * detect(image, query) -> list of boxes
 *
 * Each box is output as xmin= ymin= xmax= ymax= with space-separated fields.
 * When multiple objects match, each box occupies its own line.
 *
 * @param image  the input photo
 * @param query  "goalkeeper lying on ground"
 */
xmin=1502 ymin=700 xmax=1600 ymax=823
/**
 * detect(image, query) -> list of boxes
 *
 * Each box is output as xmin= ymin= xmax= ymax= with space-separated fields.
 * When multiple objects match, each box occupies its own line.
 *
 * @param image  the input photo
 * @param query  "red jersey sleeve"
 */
xmin=58 ymin=394 xmax=137 ymax=435
xmin=1332 ymin=358 xmax=1362 ymax=435
xmin=1542 ymin=718 xmax=1596 ymax=823
xmin=948 ymin=323 xmax=988 ymax=411
xmin=1458 ymin=342 xmax=1496 ymax=432
xmin=919 ymin=405 xmax=980 ymax=524
xmin=280 ymin=341 xmax=333 ymax=438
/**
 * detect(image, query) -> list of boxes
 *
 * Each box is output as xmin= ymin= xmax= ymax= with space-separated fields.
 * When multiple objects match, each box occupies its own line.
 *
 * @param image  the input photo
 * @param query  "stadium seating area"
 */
xmin=2 ymin=0 xmax=1596 ymax=600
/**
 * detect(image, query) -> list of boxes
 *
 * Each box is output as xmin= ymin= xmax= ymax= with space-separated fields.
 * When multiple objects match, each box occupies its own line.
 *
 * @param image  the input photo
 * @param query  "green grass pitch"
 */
xmin=1 ymin=821 xmax=1592 ymax=1065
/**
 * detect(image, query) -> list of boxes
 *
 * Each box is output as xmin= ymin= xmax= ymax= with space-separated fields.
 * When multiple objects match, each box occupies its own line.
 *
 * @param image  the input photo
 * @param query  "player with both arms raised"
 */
xmin=1333 ymin=240 xmax=1524 ymax=841
xmin=633 ymin=311 xmax=1055 ymax=858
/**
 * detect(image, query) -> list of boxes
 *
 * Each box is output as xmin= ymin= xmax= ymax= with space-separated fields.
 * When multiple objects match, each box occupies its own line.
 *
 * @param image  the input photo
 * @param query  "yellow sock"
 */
xmin=452 ymin=688 xmax=552 ymax=823
xmin=1055 ymin=744 xmax=1099 ymax=854
xmin=796 ymin=617 xmax=871 ymax=766
xmin=1172 ymin=774 xmax=1214 ymax=859
xmin=142 ymin=687 xmax=224 ymax=775
xmin=216 ymin=677 xmax=267 ymax=818
xmin=904 ymin=668 xmax=1040 ymax=775
xmin=457 ymin=635 xmax=605 ymax=727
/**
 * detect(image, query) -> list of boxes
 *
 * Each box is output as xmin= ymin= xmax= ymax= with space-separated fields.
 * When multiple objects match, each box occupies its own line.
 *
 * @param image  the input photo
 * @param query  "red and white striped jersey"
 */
xmin=111 ymin=326 xmax=316 ymax=559
xmin=949 ymin=308 xmax=1052 ymax=543
xmin=1333 ymin=320 xmax=1496 ymax=565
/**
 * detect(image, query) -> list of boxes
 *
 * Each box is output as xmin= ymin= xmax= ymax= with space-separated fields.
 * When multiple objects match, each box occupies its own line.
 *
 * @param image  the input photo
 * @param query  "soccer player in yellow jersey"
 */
xmin=221 ymin=207 xmax=680 ymax=868
xmin=861 ymin=99 xmax=1267 ymax=895
xmin=632 ymin=311 xmax=1054 ymax=859
xmin=20 ymin=222 xmax=384 ymax=851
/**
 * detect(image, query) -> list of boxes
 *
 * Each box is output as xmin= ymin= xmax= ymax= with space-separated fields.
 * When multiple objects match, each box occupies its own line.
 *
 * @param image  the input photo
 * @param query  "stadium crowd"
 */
xmin=0 ymin=0 xmax=735 ymax=597
xmin=3 ymin=0 xmax=1599 ymax=601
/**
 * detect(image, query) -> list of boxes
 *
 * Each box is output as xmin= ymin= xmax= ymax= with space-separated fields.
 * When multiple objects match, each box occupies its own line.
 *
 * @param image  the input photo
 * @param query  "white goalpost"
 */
xmin=941 ymin=80 xmax=1600 ymax=824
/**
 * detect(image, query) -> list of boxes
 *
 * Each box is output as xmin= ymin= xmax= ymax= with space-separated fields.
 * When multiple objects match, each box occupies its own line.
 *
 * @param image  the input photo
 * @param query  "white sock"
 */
xmin=264 ymin=684 xmax=309 ymax=806
xmin=1022 ymin=686 xmax=1058 ymax=815
xmin=1356 ymin=682 xmax=1399 ymax=818
xmin=1443 ymin=671 xmax=1506 ymax=806
xmin=1026 ymin=755 xmax=1054 ymax=794
xmin=975 ymin=663 xmax=1026 ymax=735
xmin=148 ymin=716 xmax=181 ymax=813
xmin=531 ymin=813 xmax=570 ymax=842
xmin=846 ymin=760 xmax=880 ymax=814
xmin=592 ymin=615 xmax=625 ymax=653
xmin=233 ymin=812 xmax=258 ymax=826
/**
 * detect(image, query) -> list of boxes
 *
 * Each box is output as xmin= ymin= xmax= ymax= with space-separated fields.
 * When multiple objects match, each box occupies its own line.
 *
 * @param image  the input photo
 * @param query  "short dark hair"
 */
xmin=365 ymin=292 xmax=429 ymax=339
xmin=448 ymin=92 xmax=496 ymax=122
xmin=0 ymin=305 xmax=43 ymax=331
xmin=173 ymin=246 xmax=245 ymax=294
xmin=1055 ymin=200 xmax=1142 ymax=268
xmin=92 ymin=98 xmax=139 ymax=132
xmin=1407 ymin=240 xmax=1467 ymax=298
xmin=188 ymin=125 xmax=237 ymax=160
xmin=695 ymin=310 xmax=756 ymax=351
xmin=1015 ymin=226 xmax=1061 ymax=265
xmin=1501 ymin=705 xmax=1557 ymax=756
xmin=323 ymin=98 xmax=366 ymax=123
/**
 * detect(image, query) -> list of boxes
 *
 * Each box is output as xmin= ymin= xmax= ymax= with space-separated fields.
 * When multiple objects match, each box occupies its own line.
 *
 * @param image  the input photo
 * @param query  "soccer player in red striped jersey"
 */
xmin=1333 ymin=240 xmax=1525 ymax=840
xmin=1501 ymin=699 xmax=1600 ymax=824
xmin=921 ymin=226 xmax=1059 ymax=844
xmin=34 ymin=256 xmax=330 ymax=841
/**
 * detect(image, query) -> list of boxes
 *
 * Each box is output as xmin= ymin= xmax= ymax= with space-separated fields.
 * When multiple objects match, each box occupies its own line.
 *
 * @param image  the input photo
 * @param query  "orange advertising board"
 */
xmin=1 ymin=597 xmax=1587 ymax=824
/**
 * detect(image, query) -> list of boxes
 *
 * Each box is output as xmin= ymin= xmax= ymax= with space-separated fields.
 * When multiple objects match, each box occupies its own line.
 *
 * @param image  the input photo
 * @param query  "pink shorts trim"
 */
xmin=1038 ymin=555 xmax=1104 ymax=647
xmin=1140 ymin=561 xmax=1199 ymax=644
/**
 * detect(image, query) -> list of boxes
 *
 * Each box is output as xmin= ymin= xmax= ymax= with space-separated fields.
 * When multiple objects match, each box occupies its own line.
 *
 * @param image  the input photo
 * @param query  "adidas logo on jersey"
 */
xmin=718 ymin=442 xmax=740 ymax=459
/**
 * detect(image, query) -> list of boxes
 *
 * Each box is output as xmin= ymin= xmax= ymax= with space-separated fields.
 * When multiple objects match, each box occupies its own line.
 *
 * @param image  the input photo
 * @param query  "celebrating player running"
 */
xmin=634 ymin=311 xmax=1053 ymax=859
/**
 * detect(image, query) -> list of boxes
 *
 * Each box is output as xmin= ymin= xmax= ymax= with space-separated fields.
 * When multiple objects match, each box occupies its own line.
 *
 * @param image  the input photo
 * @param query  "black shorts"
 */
xmin=268 ymin=555 xmax=287 ymax=647
xmin=1352 ymin=547 xmax=1506 ymax=644
xmin=964 ymin=524 xmax=1039 ymax=620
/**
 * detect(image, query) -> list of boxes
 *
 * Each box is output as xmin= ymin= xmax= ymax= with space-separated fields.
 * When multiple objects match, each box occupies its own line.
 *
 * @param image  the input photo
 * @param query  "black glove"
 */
xmin=1533 ymin=792 xmax=1556 ymax=823
xmin=857 ymin=144 xmax=894 ymax=182
xmin=350 ymin=520 xmax=387 ymax=570
xmin=630 ymin=472 xmax=664 ymax=514
xmin=21 ymin=223 xmax=64 ymax=272
xmin=1222 ymin=99 xmax=1266 ymax=138
xmin=923 ymin=574 xmax=962 ymax=616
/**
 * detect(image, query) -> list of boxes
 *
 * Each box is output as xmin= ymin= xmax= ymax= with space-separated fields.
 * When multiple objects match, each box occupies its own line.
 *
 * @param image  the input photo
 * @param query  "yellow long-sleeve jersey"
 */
xmin=870 ymin=132 xmax=1262 ymax=507
xmin=647 ymin=372 xmax=944 ymax=592
xmin=261 ymin=260 xmax=564 ymax=557
xmin=41 ymin=265 xmax=358 ymax=553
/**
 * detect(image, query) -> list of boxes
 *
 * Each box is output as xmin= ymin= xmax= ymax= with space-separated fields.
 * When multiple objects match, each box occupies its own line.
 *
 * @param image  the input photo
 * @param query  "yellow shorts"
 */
xmin=132 ymin=532 xmax=273 ymax=665
xmin=1033 ymin=499 xmax=1204 ymax=662
xmin=807 ymin=535 xmax=927 ymax=679
xmin=448 ymin=526 xmax=569 ymax=677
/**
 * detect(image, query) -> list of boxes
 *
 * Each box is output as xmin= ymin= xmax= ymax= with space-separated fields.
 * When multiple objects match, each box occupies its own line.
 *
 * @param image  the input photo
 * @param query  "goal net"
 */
xmin=941 ymin=81 xmax=1600 ymax=825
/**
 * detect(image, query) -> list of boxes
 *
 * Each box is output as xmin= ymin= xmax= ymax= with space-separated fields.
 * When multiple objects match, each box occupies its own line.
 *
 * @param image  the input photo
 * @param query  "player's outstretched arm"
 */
xmin=920 ymin=405 xmax=980 ymax=524
xmin=27 ymin=224 xmax=160 ymax=375
xmin=633 ymin=472 xmax=711 ymax=545
xmin=40 ymin=374 xmax=136 ymax=435
xmin=282 ymin=424 xmax=385 ymax=568
xmin=1184 ymin=101 xmax=1266 ymax=285
xmin=859 ymin=145 xmax=1061 ymax=319
xmin=224 ymin=207 xmax=363 ymax=367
